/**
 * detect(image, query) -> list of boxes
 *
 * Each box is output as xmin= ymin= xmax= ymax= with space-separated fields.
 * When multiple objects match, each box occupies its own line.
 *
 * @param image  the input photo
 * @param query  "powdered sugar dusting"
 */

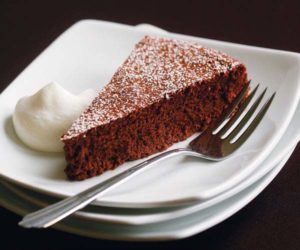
xmin=62 ymin=36 xmax=242 ymax=140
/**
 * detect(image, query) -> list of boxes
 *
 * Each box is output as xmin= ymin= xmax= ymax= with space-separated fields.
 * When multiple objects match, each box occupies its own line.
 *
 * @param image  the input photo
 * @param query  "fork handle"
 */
xmin=19 ymin=148 xmax=194 ymax=228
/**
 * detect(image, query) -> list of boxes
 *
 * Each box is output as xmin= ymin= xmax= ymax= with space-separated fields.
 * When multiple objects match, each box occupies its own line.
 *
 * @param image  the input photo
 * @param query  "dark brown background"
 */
xmin=1 ymin=0 xmax=300 ymax=249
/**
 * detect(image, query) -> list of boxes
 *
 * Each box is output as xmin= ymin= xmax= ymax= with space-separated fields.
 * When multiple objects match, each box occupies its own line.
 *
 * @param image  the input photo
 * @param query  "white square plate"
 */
xmin=0 ymin=20 xmax=300 ymax=207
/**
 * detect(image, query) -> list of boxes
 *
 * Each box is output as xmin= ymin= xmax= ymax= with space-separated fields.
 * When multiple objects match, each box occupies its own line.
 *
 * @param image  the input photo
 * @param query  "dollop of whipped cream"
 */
xmin=13 ymin=82 xmax=97 ymax=152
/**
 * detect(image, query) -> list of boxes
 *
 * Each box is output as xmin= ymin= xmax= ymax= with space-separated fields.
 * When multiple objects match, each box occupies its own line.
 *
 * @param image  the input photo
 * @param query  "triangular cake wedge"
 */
xmin=62 ymin=36 xmax=248 ymax=180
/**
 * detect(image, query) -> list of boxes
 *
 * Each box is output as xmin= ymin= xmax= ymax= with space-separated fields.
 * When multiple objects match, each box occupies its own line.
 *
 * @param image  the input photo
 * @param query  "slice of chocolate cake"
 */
xmin=62 ymin=36 xmax=248 ymax=180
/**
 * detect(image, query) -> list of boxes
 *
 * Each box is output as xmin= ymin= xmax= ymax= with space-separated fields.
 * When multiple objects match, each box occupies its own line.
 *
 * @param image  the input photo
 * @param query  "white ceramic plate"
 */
xmin=3 ymin=100 xmax=300 ymax=225
xmin=0 ymin=20 xmax=300 ymax=207
xmin=0 ymin=148 xmax=294 ymax=241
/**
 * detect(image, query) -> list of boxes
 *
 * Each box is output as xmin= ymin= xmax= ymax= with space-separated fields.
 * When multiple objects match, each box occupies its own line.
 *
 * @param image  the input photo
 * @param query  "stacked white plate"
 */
xmin=0 ymin=20 xmax=300 ymax=241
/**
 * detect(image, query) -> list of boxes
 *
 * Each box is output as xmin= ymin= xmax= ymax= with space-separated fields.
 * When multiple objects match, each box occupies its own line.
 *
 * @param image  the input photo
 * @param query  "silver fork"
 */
xmin=19 ymin=81 xmax=275 ymax=228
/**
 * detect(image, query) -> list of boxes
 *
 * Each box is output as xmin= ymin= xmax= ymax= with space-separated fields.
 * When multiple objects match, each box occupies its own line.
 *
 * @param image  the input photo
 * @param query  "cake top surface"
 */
xmin=62 ymin=36 xmax=242 ymax=140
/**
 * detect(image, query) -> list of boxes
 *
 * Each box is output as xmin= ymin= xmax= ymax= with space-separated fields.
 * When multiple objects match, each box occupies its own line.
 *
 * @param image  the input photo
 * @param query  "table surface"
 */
xmin=1 ymin=0 xmax=300 ymax=249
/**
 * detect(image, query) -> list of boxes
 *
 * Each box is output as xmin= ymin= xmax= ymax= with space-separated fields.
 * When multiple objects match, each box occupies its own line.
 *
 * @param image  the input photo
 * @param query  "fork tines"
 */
xmin=190 ymin=81 xmax=276 ymax=159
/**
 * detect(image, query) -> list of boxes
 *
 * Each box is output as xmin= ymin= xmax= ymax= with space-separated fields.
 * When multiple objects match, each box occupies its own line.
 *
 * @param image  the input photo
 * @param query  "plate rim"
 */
xmin=0 ymin=147 xmax=295 ymax=241
xmin=2 ymin=140 xmax=297 ymax=225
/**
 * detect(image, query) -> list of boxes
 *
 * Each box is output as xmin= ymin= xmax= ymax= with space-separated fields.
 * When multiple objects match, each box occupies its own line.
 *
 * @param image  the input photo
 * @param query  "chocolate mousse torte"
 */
xmin=62 ymin=36 xmax=248 ymax=180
